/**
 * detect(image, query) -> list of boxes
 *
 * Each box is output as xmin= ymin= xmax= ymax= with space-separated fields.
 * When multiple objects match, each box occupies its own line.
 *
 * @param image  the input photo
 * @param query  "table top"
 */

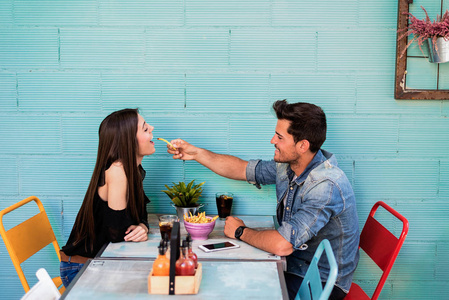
xmin=99 ymin=215 xmax=281 ymax=261
xmin=61 ymin=259 xmax=288 ymax=300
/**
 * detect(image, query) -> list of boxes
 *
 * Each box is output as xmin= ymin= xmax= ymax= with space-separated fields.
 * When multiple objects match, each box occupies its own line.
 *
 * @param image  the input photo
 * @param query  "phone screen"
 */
xmin=202 ymin=242 xmax=236 ymax=250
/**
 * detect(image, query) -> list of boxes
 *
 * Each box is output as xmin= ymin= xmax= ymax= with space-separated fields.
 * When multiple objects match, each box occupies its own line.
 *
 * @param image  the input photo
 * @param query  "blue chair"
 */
xmin=295 ymin=239 xmax=338 ymax=300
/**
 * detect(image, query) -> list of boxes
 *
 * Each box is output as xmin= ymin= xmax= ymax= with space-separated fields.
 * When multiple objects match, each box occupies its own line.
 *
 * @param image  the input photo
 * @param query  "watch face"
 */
xmin=235 ymin=226 xmax=245 ymax=239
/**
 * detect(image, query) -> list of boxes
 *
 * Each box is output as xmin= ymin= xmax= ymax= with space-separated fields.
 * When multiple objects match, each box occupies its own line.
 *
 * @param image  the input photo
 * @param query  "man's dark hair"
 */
xmin=272 ymin=100 xmax=326 ymax=153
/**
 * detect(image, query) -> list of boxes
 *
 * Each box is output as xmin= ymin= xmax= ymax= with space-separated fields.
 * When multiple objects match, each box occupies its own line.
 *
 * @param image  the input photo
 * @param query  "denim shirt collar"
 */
xmin=288 ymin=149 xmax=326 ymax=186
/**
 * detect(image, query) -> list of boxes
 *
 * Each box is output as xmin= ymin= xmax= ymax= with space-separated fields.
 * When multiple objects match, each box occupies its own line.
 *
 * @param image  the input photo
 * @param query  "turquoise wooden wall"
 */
xmin=1 ymin=0 xmax=448 ymax=299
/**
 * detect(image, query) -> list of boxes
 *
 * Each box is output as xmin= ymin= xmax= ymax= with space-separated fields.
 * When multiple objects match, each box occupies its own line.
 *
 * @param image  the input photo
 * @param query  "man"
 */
xmin=167 ymin=100 xmax=359 ymax=300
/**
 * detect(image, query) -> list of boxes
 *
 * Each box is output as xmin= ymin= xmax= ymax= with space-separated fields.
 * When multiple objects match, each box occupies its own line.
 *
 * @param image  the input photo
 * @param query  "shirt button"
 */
xmin=292 ymin=230 xmax=295 ymax=235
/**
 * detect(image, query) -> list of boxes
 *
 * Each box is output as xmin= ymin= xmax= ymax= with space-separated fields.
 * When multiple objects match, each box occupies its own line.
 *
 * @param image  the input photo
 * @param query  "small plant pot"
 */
xmin=427 ymin=37 xmax=449 ymax=63
xmin=172 ymin=204 xmax=204 ymax=221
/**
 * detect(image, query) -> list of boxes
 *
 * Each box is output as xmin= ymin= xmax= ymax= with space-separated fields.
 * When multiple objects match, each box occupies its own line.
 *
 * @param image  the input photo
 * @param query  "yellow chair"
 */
xmin=0 ymin=196 xmax=65 ymax=294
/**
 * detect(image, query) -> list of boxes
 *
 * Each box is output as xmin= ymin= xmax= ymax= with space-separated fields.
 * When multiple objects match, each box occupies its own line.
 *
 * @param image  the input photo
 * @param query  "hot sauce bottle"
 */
xmin=152 ymin=244 xmax=170 ymax=276
xmin=162 ymin=233 xmax=170 ymax=260
xmin=186 ymin=235 xmax=198 ymax=268
xmin=175 ymin=241 xmax=195 ymax=276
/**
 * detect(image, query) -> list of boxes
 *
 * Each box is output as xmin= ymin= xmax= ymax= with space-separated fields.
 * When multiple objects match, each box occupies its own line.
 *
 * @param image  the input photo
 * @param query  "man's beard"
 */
xmin=274 ymin=147 xmax=300 ymax=164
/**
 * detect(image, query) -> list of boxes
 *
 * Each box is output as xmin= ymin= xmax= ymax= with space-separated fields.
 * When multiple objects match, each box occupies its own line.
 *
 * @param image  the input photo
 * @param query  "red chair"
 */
xmin=345 ymin=201 xmax=409 ymax=300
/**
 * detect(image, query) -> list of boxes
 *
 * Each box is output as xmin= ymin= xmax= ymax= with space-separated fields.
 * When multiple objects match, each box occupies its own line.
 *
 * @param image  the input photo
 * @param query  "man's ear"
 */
xmin=296 ymin=139 xmax=310 ymax=153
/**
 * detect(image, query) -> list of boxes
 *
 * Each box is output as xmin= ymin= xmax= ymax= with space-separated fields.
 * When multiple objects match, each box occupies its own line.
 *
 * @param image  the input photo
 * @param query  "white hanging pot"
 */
xmin=427 ymin=37 xmax=449 ymax=63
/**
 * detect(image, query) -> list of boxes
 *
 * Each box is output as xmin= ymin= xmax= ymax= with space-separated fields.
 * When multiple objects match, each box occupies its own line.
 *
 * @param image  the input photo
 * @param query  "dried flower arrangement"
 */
xmin=397 ymin=6 xmax=449 ymax=58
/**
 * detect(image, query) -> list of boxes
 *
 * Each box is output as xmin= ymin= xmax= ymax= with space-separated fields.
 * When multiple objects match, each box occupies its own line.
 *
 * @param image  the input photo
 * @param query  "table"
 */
xmin=100 ymin=215 xmax=282 ymax=262
xmin=60 ymin=259 xmax=288 ymax=299
xmin=61 ymin=215 xmax=288 ymax=299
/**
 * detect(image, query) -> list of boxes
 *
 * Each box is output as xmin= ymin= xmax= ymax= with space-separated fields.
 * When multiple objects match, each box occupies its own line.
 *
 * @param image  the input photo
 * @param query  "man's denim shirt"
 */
xmin=246 ymin=149 xmax=360 ymax=292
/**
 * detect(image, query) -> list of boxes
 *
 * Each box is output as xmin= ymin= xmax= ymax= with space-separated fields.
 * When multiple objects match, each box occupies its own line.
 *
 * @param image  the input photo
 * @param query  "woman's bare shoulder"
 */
xmin=104 ymin=161 xmax=128 ymax=209
xmin=105 ymin=161 xmax=127 ymax=182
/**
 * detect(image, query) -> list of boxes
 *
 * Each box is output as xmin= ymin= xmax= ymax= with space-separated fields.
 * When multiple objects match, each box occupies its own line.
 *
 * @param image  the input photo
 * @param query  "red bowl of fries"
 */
xmin=183 ymin=212 xmax=218 ymax=240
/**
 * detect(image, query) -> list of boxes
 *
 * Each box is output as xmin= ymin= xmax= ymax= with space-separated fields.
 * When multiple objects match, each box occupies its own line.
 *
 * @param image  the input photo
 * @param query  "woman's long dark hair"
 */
xmin=72 ymin=108 xmax=145 ymax=251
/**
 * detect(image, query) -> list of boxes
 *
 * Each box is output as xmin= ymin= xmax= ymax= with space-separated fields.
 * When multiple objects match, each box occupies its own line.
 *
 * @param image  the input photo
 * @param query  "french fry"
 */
xmin=157 ymin=138 xmax=177 ymax=150
xmin=183 ymin=211 xmax=219 ymax=223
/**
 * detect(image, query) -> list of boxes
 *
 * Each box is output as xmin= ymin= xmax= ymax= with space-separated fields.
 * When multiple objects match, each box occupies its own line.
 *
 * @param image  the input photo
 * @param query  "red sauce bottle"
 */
xmin=186 ymin=235 xmax=198 ymax=268
xmin=152 ymin=245 xmax=170 ymax=276
xmin=175 ymin=241 xmax=195 ymax=276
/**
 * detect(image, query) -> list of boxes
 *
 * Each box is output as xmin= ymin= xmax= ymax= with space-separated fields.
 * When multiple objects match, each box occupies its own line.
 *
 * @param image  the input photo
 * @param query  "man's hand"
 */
xmin=224 ymin=216 xmax=294 ymax=256
xmin=124 ymin=223 xmax=148 ymax=242
xmin=224 ymin=216 xmax=246 ymax=239
xmin=167 ymin=139 xmax=199 ymax=160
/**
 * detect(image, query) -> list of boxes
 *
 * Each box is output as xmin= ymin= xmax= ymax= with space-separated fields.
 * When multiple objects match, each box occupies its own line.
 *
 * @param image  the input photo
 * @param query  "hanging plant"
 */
xmin=397 ymin=6 xmax=449 ymax=59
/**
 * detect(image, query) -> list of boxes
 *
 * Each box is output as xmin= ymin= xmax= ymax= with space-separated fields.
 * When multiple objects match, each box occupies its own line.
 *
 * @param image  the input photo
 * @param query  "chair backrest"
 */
xmin=295 ymin=239 xmax=338 ymax=300
xmin=0 ymin=196 xmax=64 ymax=293
xmin=21 ymin=268 xmax=61 ymax=300
xmin=359 ymin=201 xmax=409 ymax=299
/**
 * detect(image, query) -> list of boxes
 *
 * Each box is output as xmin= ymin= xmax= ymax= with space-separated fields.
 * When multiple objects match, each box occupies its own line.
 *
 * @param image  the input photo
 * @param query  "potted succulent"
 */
xmin=162 ymin=180 xmax=205 ymax=220
xmin=398 ymin=6 xmax=449 ymax=63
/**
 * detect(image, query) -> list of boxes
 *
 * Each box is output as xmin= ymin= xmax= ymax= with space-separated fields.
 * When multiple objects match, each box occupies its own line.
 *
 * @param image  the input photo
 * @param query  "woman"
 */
xmin=60 ymin=108 xmax=155 ymax=287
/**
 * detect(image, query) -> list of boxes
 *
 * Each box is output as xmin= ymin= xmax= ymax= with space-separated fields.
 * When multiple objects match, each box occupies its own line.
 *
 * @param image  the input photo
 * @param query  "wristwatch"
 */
xmin=235 ymin=226 xmax=247 ymax=240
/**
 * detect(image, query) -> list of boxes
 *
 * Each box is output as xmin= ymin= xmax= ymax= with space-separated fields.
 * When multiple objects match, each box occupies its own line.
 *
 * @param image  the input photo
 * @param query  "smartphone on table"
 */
xmin=198 ymin=241 xmax=240 ymax=252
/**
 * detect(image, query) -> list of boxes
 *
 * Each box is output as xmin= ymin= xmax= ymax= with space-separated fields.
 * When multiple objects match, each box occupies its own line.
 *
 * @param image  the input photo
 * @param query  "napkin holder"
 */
xmin=148 ymin=221 xmax=202 ymax=295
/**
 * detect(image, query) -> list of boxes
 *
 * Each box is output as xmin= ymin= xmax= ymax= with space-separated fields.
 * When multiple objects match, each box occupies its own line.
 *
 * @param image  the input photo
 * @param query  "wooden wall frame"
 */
xmin=395 ymin=0 xmax=449 ymax=100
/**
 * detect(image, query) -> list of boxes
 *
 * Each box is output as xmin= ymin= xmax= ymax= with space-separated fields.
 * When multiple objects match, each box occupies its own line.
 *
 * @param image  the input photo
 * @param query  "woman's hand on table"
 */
xmin=224 ymin=216 xmax=246 ymax=239
xmin=124 ymin=223 xmax=149 ymax=242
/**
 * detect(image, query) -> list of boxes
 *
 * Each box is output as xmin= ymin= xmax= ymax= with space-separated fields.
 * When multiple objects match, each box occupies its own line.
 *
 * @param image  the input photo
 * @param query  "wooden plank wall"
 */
xmin=1 ymin=0 xmax=448 ymax=298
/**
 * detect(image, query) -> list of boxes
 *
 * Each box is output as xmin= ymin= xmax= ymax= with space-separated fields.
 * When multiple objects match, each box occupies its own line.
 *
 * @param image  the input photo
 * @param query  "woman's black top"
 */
xmin=61 ymin=165 xmax=149 ymax=258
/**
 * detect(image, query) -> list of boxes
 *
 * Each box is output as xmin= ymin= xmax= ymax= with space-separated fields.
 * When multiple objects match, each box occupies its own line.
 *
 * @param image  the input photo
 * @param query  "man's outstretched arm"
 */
xmin=168 ymin=139 xmax=248 ymax=181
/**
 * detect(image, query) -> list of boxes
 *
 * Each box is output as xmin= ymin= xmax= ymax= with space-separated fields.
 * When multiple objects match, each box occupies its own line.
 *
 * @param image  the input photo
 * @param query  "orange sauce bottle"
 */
xmin=152 ymin=245 xmax=170 ymax=276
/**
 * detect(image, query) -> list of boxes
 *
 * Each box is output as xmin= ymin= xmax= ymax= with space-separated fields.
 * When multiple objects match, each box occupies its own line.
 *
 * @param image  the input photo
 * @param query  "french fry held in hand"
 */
xmin=184 ymin=211 xmax=218 ymax=223
xmin=157 ymin=138 xmax=177 ymax=150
